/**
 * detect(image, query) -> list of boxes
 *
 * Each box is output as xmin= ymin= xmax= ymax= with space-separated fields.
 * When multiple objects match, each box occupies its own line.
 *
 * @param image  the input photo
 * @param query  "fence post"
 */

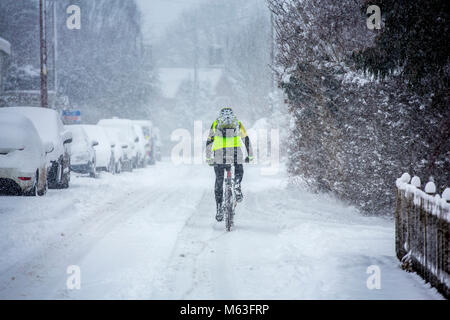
xmin=395 ymin=187 xmax=402 ymax=259
xmin=424 ymin=181 xmax=436 ymax=284
xmin=442 ymin=188 xmax=450 ymax=297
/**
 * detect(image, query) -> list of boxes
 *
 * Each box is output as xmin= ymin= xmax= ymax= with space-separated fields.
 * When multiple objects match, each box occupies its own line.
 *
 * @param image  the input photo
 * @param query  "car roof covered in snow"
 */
xmin=78 ymin=125 xmax=113 ymax=166
xmin=133 ymin=120 xmax=153 ymax=128
xmin=98 ymin=118 xmax=138 ymax=140
xmin=65 ymin=125 xmax=90 ymax=144
xmin=0 ymin=109 xmax=42 ymax=151
xmin=5 ymin=106 xmax=62 ymax=145
xmin=98 ymin=118 xmax=134 ymax=127
xmin=101 ymin=126 xmax=128 ymax=145
xmin=79 ymin=125 xmax=109 ymax=143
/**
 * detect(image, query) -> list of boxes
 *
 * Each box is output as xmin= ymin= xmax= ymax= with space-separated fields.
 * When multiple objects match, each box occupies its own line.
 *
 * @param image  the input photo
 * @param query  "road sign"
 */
xmin=62 ymin=110 xmax=81 ymax=124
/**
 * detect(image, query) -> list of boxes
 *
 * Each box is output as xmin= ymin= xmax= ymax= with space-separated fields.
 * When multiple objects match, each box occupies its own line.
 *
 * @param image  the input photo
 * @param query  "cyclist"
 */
xmin=206 ymin=107 xmax=253 ymax=222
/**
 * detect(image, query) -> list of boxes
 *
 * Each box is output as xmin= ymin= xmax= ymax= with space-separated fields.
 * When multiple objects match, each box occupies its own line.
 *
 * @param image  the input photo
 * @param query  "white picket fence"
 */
xmin=395 ymin=173 xmax=449 ymax=298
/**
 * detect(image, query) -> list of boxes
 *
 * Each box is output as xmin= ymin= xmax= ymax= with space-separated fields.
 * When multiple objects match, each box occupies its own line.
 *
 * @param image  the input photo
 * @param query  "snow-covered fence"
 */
xmin=395 ymin=173 xmax=450 ymax=298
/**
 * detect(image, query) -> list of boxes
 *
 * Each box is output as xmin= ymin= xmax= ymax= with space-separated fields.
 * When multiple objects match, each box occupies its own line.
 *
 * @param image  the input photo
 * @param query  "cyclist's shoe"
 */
xmin=235 ymin=183 xmax=243 ymax=202
xmin=216 ymin=203 xmax=224 ymax=222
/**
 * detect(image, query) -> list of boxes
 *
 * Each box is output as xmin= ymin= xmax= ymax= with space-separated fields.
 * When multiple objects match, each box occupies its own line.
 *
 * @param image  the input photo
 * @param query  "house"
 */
xmin=158 ymin=67 xmax=234 ymax=107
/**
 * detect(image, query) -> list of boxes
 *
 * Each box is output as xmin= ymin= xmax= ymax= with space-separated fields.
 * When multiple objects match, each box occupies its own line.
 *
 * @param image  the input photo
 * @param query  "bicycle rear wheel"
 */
xmin=224 ymin=181 xmax=232 ymax=231
xmin=224 ymin=166 xmax=234 ymax=231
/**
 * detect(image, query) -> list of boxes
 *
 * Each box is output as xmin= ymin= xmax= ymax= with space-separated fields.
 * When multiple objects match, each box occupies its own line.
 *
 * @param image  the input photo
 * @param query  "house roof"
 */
xmin=0 ymin=37 xmax=11 ymax=55
xmin=158 ymin=67 xmax=224 ymax=99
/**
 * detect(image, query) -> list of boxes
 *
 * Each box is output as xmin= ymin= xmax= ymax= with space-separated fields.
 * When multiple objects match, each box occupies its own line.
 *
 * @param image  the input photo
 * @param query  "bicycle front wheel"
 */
xmin=225 ymin=186 xmax=233 ymax=232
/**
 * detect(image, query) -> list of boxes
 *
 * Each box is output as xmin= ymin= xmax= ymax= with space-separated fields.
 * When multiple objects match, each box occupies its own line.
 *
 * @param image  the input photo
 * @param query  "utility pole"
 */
xmin=52 ymin=0 xmax=58 ymax=94
xmin=270 ymin=11 xmax=275 ymax=113
xmin=193 ymin=24 xmax=198 ymax=112
xmin=39 ymin=0 xmax=48 ymax=108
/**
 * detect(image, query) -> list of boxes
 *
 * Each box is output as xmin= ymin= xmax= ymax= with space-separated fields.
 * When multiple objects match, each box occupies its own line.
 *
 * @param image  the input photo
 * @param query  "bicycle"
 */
xmin=222 ymin=164 xmax=237 ymax=232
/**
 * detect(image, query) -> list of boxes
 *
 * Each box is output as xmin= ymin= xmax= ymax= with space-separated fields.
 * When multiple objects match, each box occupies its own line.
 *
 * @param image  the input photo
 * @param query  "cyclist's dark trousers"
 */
xmin=214 ymin=164 xmax=243 ymax=205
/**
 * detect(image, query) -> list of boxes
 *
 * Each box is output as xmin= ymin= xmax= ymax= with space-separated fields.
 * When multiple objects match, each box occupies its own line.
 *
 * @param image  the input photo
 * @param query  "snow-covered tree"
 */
xmin=270 ymin=0 xmax=449 ymax=214
xmin=0 ymin=0 xmax=159 ymax=122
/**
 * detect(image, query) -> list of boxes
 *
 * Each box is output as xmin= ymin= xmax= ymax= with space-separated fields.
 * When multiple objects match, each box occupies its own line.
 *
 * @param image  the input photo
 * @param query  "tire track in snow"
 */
xmin=0 ymin=183 xmax=159 ymax=298
xmin=153 ymin=191 xmax=231 ymax=299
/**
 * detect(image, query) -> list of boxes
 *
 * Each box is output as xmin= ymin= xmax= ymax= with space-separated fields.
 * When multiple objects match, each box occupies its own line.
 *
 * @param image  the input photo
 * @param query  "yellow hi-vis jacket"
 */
xmin=206 ymin=119 xmax=253 ymax=164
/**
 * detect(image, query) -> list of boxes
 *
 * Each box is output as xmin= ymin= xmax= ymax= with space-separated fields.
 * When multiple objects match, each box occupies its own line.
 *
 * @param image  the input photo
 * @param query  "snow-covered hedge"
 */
xmin=395 ymin=173 xmax=449 ymax=298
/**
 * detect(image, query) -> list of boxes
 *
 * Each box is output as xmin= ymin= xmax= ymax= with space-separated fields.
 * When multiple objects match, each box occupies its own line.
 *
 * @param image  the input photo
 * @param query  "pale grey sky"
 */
xmin=136 ymin=0 xmax=202 ymax=42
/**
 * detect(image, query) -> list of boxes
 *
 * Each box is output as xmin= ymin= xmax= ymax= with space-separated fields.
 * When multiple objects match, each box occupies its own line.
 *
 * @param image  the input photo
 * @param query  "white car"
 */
xmin=133 ymin=120 xmax=156 ymax=165
xmin=65 ymin=125 xmax=98 ymax=177
xmin=80 ymin=125 xmax=114 ymax=173
xmin=153 ymin=126 xmax=162 ymax=161
xmin=3 ymin=107 xmax=72 ymax=189
xmin=102 ymin=126 xmax=132 ymax=173
xmin=98 ymin=118 xmax=140 ymax=169
xmin=0 ymin=111 xmax=53 ymax=196
xmin=133 ymin=124 xmax=147 ymax=168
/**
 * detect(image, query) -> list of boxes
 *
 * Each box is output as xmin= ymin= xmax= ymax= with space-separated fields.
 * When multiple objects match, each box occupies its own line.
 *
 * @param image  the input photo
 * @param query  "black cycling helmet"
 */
xmin=218 ymin=107 xmax=237 ymax=129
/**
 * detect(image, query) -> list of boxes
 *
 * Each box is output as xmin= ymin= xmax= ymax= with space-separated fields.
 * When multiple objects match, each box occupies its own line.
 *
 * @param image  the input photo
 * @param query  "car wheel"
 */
xmin=47 ymin=162 xmax=58 ymax=189
xmin=89 ymin=161 xmax=97 ymax=178
xmin=60 ymin=160 xmax=70 ymax=188
xmin=25 ymin=171 xmax=38 ymax=196
xmin=125 ymin=160 xmax=132 ymax=172
xmin=25 ymin=184 xmax=37 ymax=196
xmin=38 ymin=179 xmax=47 ymax=196
xmin=60 ymin=167 xmax=70 ymax=189
xmin=109 ymin=157 xmax=115 ymax=174
xmin=61 ymin=177 xmax=69 ymax=189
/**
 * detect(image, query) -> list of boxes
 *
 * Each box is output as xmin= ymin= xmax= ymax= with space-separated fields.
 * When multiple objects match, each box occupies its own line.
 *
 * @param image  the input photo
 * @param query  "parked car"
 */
xmin=102 ymin=126 xmax=132 ymax=173
xmin=133 ymin=120 xmax=156 ymax=165
xmin=98 ymin=118 xmax=140 ymax=169
xmin=5 ymin=107 xmax=72 ymax=189
xmin=153 ymin=126 xmax=162 ymax=161
xmin=132 ymin=124 xmax=147 ymax=168
xmin=65 ymin=125 xmax=98 ymax=177
xmin=80 ymin=125 xmax=114 ymax=173
xmin=0 ymin=111 xmax=53 ymax=196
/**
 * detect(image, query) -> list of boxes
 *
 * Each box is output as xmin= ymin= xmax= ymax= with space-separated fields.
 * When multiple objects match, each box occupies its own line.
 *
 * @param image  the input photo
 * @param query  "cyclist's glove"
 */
xmin=206 ymin=158 xmax=214 ymax=166
xmin=245 ymin=156 xmax=254 ymax=163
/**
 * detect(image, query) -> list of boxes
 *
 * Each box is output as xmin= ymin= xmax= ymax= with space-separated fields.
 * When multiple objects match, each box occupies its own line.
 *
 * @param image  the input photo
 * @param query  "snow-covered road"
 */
xmin=0 ymin=161 xmax=443 ymax=299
